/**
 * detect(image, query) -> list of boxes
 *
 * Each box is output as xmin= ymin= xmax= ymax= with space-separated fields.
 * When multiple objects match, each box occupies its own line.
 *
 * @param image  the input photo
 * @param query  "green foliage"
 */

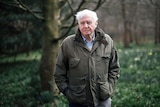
xmin=0 ymin=44 xmax=160 ymax=107
xmin=112 ymin=44 xmax=160 ymax=107
xmin=0 ymin=50 xmax=41 ymax=63
xmin=118 ymin=48 xmax=160 ymax=71
xmin=39 ymin=91 xmax=54 ymax=103
xmin=0 ymin=51 xmax=67 ymax=107
xmin=0 ymin=61 xmax=40 ymax=106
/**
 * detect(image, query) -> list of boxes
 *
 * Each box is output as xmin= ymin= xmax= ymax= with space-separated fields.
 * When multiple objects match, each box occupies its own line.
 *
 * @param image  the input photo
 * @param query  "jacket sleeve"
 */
xmin=108 ymin=46 xmax=120 ymax=87
xmin=54 ymin=45 xmax=68 ymax=95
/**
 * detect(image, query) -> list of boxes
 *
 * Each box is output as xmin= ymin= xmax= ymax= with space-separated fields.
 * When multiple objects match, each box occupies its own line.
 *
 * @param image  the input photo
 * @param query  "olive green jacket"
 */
xmin=54 ymin=27 xmax=120 ymax=106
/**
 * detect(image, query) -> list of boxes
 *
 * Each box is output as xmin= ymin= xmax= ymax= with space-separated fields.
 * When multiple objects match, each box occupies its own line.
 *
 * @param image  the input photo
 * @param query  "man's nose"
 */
xmin=83 ymin=22 xmax=88 ymax=27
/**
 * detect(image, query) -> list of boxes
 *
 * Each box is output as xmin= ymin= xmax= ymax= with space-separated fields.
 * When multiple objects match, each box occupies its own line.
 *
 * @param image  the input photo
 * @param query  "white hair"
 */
xmin=75 ymin=9 xmax=98 ymax=22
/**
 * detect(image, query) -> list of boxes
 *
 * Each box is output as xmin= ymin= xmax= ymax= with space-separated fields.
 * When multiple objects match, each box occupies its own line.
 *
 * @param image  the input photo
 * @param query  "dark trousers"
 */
xmin=69 ymin=103 xmax=94 ymax=107
xmin=69 ymin=98 xmax=111 ymax=107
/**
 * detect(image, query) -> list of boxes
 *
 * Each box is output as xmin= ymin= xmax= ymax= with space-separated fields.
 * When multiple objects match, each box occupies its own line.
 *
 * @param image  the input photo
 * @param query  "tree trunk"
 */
xmin=39 ymin=0 xmax=59 ymax=96
xmin=155 ymin=8 xmax=160 ymax=44
xmin=121 ymin=0 xmax=131 ymax=47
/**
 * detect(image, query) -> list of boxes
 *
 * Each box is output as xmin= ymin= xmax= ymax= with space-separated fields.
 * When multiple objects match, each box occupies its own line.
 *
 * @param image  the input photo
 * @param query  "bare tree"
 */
xmin=38 ymin=0 xmax=60 ymax=99
xmin=121 ymin=0 xmax=132 ymax=47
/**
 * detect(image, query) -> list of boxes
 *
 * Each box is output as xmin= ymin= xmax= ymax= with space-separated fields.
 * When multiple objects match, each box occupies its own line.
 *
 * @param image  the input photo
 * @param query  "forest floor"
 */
xmin=0 ymin=43 xmax=160 ymax=107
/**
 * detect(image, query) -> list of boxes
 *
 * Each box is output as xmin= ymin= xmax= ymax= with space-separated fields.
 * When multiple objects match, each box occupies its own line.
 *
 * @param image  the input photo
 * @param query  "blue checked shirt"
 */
xmin=81 ymin=33 xmax=95 ymax=50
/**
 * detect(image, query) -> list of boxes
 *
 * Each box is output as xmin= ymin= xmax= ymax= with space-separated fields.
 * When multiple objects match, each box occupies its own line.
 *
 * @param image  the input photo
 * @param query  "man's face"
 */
xmin=78 ymin=15 xmax=98 ymax=37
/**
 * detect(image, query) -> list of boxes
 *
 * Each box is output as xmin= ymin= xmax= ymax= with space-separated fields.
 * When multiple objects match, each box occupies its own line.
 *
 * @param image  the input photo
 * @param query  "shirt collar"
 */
xmin=81 ymin=32 xmax=95 ymax=43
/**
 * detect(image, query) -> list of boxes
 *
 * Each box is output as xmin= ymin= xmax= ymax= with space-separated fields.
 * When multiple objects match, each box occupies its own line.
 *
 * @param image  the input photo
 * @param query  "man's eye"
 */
xmin=80 ymin=21 xmax=92 ymax=25
xmin=87 ymin=21 xmax=92 ymax=25
xmin=80 ymin=22 xmax=85 ymax=25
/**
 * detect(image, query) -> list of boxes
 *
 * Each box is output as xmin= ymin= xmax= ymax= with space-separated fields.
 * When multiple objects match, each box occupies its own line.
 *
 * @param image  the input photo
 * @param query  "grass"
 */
xmin=112 ymin=43 xmax=160 ymax=107
xmin=0 ymin=61 xmax=41 ymax=107
xmin=0 ymin=50 xmax=41 ymax=63
xmin=0 ymin=43 xmax=160 ymax=107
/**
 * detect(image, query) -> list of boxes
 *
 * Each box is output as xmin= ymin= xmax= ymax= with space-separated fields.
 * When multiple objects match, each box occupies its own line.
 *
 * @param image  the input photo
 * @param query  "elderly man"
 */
xmin=54 ymin=9 xmax=120 ymax=107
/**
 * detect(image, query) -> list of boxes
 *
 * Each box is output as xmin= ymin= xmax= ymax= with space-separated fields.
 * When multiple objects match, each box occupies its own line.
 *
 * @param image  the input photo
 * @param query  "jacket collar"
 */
xmin=75 ymin=27 xmax=108 ymax=46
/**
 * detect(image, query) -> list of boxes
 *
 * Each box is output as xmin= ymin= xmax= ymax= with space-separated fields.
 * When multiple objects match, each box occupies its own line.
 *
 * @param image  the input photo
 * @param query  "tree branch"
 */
xmin=51 ymin=0 xmax=106 ymax=43
xmin=0 ymin=1 xmax=44 ymax=20
xmin=0 ymin=1 xmax=26 ymax=11
xmin=58 ymin=0 xmax=68 ymax=9
xmin=150 ymin=0 xmax=160 ymax=8
xmin=17 ymin=0 xmax=44 ymax=20
xmin=93 ymin=0 xmax=106 ymax=11
xmin=51 ymin=0 xmax=77 ymax=43
xmin=61 ymin=0 xmax=86 ymax=22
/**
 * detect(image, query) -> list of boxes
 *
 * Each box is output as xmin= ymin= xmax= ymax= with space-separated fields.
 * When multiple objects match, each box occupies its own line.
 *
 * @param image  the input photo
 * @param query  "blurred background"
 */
xmin=0 ymin=0 xmax=160 ymax=107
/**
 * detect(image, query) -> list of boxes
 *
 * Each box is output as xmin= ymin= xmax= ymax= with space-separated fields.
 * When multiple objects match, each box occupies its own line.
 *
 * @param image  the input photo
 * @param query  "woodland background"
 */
xmin=0 ymin=0 xmax=160 ymax=107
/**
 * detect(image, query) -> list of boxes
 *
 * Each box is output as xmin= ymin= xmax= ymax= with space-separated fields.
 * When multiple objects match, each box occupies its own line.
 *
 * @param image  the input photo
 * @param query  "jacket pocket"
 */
xmin=103 ymin=55 xmax=110 ymax=63
xmin=95 ymin=55 xmax=110 ymax=81
xmin=69 ymin=58 xmax=80 ymax=68
xmin=98 ymin=81 xmax=112 ymax=100
xmin=66 ymin=84 xmax=86 ymax=103
xmin=68 ymin=57 xmax=88 ymax=77
xmin=95 ymin=53 xmax=110 ymax=67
